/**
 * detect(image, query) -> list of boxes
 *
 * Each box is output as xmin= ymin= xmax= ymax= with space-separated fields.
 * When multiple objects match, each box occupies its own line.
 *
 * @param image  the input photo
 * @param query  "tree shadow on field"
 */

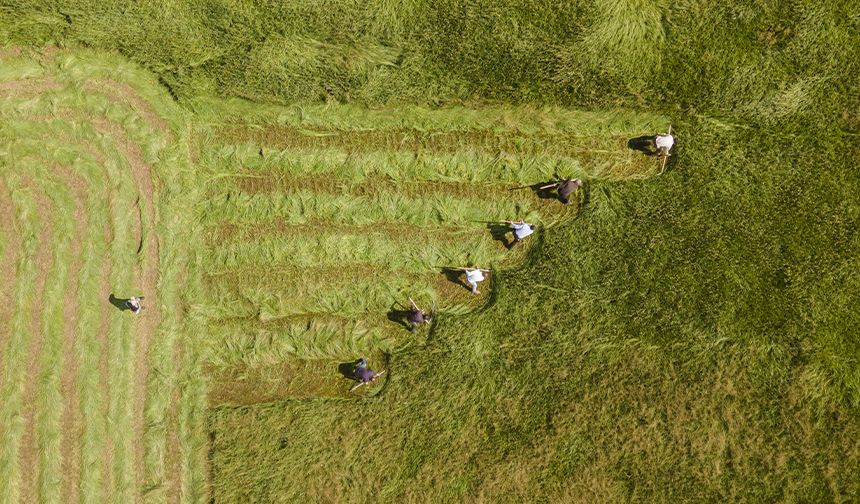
xmin=486 ymin=222 xmax=514 ymax=249
xmin=628 ymin=135 xmax=659 ymax=156
xmin=386 ymin=301 xmax=413 ymax=331
xmin=108 ymin=293 xmax=132 ymax=312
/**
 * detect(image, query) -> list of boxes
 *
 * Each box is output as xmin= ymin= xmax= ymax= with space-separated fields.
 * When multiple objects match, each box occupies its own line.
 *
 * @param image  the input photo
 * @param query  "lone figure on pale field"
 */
xmin=407 ymin=297 xmax=431 ymax=333
xmin=350 ymin=358 xmax=385 ymax=392
xmin=540 ymin=178 xmax=582 ymax=205
xmin=505 ymin=220 xmax=535 ymax=247
xmin=126 ymin=296 xmax=144 ymax=314
xmin=458 ymin=266 xmax=489 ymax=294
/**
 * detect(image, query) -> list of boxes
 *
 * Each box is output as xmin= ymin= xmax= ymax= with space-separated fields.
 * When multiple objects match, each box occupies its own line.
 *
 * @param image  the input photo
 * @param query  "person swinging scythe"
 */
xmin=406 ymin=297 xmax=432 ymax=333
xmin=349 ymin=357 xmax=386 ymax=392
xmin=457 ymin=266 xmax=490 ymax=295
xmin=538 ymin=178 xmax=583 ymax=205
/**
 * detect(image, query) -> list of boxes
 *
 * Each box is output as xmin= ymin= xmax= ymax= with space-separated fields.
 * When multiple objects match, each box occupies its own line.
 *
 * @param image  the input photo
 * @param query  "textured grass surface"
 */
xmin=0 ymin=48 xmax=207 ymax=503
xmin=196 ymin=100 xmax=664 ymax=405
xmin=0 ymin=0 xmax=859 ymax=501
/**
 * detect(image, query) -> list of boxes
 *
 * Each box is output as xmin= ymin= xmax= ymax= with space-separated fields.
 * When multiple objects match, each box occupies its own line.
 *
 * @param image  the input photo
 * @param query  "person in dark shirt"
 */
xmin=406 ymin=298 xmax=431 ymax=333
xmin=557 ymin=178 xmax=582 ymax=205
xmin=353 ymin=358 xmax=378 ymax=383
xmin=539 ymin=178 xmax=582 ymax=205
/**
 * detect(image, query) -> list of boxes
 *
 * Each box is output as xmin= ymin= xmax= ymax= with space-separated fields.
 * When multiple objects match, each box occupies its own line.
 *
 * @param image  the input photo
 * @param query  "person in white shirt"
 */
xmin=461 ymin=267 xmax=488 ymax=294
xmin=654 ymin=132 xmax=674 ymax=157
xmin=126 ymin=296 xmax=144 ymax=314
xmin=505 ymin=220 xmax=535 ymax=246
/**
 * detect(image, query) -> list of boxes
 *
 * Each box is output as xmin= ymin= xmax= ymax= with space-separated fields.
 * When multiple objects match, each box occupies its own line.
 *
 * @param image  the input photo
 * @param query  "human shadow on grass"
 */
xmin=440 ymin=267 xmax=472 ymax=293
xmin=337 ymin=359 xmax=361 ymax=381
xmin=628 ymin=135 xmax=659 ymax=156
xmin=486 ymin=222 xmax=515 ymax=249
xmin=386 ymin=301 xmax=413 ymax=331
xmin=533 ymin=180 xmax=565 ymax=202
xmin=108 ymin=294 xmax=133 ymax=312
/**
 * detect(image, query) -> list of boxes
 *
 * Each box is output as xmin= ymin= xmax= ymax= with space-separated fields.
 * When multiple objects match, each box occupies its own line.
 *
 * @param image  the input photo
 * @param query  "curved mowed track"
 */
xmin=0 ymin=49 xmax=207 ymax=504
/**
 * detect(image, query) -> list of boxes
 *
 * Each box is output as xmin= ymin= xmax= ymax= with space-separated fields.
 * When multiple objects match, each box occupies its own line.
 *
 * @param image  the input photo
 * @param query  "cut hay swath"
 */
xmin=198 ymin=96 xmax=670 ymax=405
xmin=0 ymin=47 xmax=206 ymax=504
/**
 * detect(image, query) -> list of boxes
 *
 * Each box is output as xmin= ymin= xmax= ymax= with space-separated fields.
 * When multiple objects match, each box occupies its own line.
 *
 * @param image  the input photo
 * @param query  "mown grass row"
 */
xmin=207 ymin=229 xmax=507 ymax=272
xmin=193 ymin=97 xmax=670 ymax=137
xmin=0 ymin=48 xmax=207 ymax=503
xmin=206 ymin=139 xmax=658 ymax=184
xmin=205 ymin=266 xmax=480 ymax=319
xmin=31 ymin=168 xmax=74 ymax=504
xmin=207 ymin=349 xmax=390 ymax=404
xmin=103 ymin=134 xmax=137 ymax=503
xmin=0 ymin=170 xmax=42 ymax=504
xmin=69 ymin=155 xmax=110 ymax=504
xmin=200 ymin=188 xmax=545 ymax=228
xmin=219 ymin=126 xmax=658 ymax=163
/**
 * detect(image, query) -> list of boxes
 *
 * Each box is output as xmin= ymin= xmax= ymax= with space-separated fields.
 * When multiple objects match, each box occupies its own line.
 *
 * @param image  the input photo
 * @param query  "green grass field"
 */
xmin=0 ymin=48 xmax=207 ymax=504
xmin=1 ymin=0 xmax=859 ymax=502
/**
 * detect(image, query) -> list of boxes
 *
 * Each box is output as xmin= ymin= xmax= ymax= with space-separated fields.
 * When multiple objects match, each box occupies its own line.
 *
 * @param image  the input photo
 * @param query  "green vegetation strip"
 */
xmin=208 ymin=138 xmax=659 ymax=183
xmin=208 ymin=350 xmax=390 ymax=404
xmin=0 ymin=171 xmax=40 ymax=504
xmin=200 ymin=188 xmax=545 ymax=227
xmin=0 ymin=48 xmax=207 ymax=503
xmin=32 ymin=172 xmax=74 ymax=504
xmin=195 ymin=97 xmax=669 ymax=137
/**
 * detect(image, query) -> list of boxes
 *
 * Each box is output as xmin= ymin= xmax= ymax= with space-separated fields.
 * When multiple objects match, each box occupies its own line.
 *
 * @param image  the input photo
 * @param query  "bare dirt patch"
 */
xmin=0 ymin=46 xmax=22 ymax=59
xmin=0 ymin=78 xmax=62 ymax=95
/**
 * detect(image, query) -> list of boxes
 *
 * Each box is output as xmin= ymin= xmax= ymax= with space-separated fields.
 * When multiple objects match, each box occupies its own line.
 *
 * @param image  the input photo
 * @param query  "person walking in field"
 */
xmin=505 ymin=220 xmax=535 ymax=246
xmin=654 ymin=131 xmax=674 ymax=157
xmin=460 ymin=266 xmax=489 ymax=295
xmin=406 ymin=297 xmax=431 ymax=333
xmin=126 ymin=296 xmax=144 ymax=314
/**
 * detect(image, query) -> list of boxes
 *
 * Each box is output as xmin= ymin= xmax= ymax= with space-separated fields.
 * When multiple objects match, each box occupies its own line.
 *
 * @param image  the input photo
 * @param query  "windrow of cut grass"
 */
xmin=208 ymin=230 xmax=507 ymax=278
xmin=211 ymin=145 xmax=653 ymax=184
xmin=205 ymin=265 xmax=489 ymax=320
xmin=0 ymin=47 xmax=206 ymax=504
xmin=200 ymin=187 xmax=549 ymax=227
xmin=193 ymin=98 xmax=670 ymax=135
xmin=208 ymin=350 xmax=391 ymax=404
xmin=30 ymin=169 xmax=75 ymax=504
xmin=0 ymin=171 xmax=42 ymax=504
xmin=197 ymin=98 xmax=665 ymax=403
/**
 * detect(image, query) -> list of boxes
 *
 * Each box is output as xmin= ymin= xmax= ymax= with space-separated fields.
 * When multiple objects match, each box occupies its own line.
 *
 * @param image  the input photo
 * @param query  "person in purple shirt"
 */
xmin=407 ymin=297 xmax=431 ymax=333
xmin=353 ymin=358 xmax=379 ymax=384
